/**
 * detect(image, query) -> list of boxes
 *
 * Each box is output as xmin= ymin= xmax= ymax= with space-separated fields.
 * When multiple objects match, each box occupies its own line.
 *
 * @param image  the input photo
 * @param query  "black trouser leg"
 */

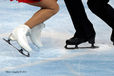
xmin=64 ymin=0 xmax=95 ymax=39
xmin=88 ymin=0 xmax=114 ymax=42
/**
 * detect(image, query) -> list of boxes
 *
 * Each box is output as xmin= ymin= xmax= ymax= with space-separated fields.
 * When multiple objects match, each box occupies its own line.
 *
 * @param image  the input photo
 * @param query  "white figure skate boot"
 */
xmin=9 ymin=24 xmax=32 ymax=52
xmin=30 ymin=23 xmax=45 ymax=48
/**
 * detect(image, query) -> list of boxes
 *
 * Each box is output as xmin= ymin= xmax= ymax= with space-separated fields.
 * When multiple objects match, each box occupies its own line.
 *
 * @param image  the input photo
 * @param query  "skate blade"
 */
xmin=3 ymin=38 xmax=30 ymax=57
xmin=18 ymin=48 xmax=30 ymax=57
xmin=65 ymin=45 xmax=99 ymax=49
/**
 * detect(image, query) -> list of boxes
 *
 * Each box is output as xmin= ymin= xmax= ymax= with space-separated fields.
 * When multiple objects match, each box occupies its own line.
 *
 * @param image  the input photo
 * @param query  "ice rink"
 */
xmin=0 ymin=0 xmax=114 ymax=76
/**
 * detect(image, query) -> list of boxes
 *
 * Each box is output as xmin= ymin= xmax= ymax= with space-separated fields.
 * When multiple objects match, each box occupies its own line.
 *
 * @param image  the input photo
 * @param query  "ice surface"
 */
xmin=0 ymin=0 xmax=114 ymax=76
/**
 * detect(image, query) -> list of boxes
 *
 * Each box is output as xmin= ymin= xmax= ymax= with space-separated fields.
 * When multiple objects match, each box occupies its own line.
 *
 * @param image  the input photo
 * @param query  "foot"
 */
xmin=66 ymin=37 xmax=87 ymax=45
xmin=65 ymin=36 xmax=95 ymax=49
xmin=29 ymin=23 xmax=45 ymax=48
xmin=9 ymin=24 xmax=32 ymax=52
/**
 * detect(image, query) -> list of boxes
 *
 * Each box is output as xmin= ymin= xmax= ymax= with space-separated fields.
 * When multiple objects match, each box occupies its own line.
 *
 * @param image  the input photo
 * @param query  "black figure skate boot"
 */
xmin=65 ymin=36 xmax=98 ymax=49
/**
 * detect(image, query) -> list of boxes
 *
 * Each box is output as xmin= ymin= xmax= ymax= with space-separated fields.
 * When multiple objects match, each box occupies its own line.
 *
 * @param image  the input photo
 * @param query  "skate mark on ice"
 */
xmin=0 ymin=49 xmax=106 ymax=72
xmin=65 ymin=63 xmax=83 ymax=76
xmin=0 ymin=33 xmax=113 ymax=71
xmin=0 ymin=33 xmax=10 ymax=38
xmin=90 ymin=44 xmax=114 ymax=51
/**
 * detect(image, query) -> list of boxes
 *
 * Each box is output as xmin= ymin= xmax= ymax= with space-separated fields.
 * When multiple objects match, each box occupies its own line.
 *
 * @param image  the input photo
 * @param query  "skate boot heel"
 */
xmin=9 ymin=33 xmax=16 ymax=41
xmin=88 ymin=38 xmax=95 ymax=44
xmin=88 ymin=38 xmax=99 ymax=48
xmin=88 ymin=38 xmax=95 ymax=48
xmin=75 ymin=45 xmax=78 ymax=48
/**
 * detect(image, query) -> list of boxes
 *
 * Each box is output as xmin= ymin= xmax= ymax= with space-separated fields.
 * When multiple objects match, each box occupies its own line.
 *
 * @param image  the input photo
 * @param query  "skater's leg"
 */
xmin=64 ymin=0 xmax=95 ymax=39
xmin=9 ymin=0 xmax=59 ymax=52
xmin=88 ymin=0 xmax=114 ymax=43
xmin=25 ymin=0 xmax=59 ymax=47
xmin=25 ymin=0 xmax=59 ymax=28
xmin=64 ymin=0 xmax=96 ymax=48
